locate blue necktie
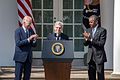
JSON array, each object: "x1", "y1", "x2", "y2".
[{"x1": 26, "y1": 30, "x2": 29, "y2": 38}]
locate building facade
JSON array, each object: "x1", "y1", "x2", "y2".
[{"x1": 0, "y1": 0, "x2": 115, "y2": 71}]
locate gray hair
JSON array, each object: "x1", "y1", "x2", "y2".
[
  {"x1": 22, "y1": 16, "x2": 32, "y2": 24},
  {"x1": 54, "y1": 21, "x2": 63, "y2": 32},
  {"x1": 54, "y1": 21, "x2": 63, "y2": 28},
  {"x1": 89, "y1": 15, "x2": 99, "y2": 22}
]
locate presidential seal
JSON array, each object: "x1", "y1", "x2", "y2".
[{"x1": 52, "y1": 42, "x2": 64, "y2": 56}]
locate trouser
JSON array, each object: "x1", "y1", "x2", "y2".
[
  {"x1": 88, "y1": 60, "x2": 105, "y2": 80},
  {"x1": 14, "y1": 59, "x2": 32, "y2": 80}
]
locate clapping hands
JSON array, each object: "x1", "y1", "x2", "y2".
[
  {"x1": 29, "y1": 34, "x2": 38, "y2": 41},
  {"x1": 83, "y1": 31, "x2": 90, "y2": 41}
]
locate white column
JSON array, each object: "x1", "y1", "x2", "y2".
[{"x1": 113, "y1": 0, "x2": 120, "y2": 74}]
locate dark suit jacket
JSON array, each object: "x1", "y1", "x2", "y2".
[
  {"x1": 47, "y1": 33, "x2": 69, "y2": 40},
  {"x1": 13, "y1": 27, "x2": 36, "y2": 63},
  {"x1": 84, "y1": 26, "x2": 107, "y2": 64}
]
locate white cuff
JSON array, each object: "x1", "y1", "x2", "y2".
[
  {"x1": 27, "y1": 38, "x2": 30, "y2": 42},
  {"x1": 90, "y1": 38, "x2": 93, "y2": 42},
  {"x1": 33, "y1": 40, "x2": 36, "y2": 43}
]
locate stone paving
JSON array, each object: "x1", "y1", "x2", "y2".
[{"x1": 0, "y1": 67, "x2": 120, "y2": 80}]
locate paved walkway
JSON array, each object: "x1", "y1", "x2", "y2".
[{"x1": 0, "y1": 67, "x2": 120, "y2": 80}]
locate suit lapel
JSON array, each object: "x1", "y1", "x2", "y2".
[
  {"x1": 60, "y1": 33, "x2": 63, "y2": 40},
  {"x1": 21, "y1": 27, "x2": 27, "y2": 38},
  {"x1": 93, "y1": 27, "x2": 99, "y2": 38},
  {"x1": 53, "y1": 33, "x2": 56, "y2": 40}
]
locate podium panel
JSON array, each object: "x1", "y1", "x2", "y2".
[
  {"x1": 42, "y1": 40, "x2": 74, "y2": 80},
  {"x1": 43, "y1": 62, "x2": 71, "y2": 80},
  {"x1": 42, "y1": 40, "x2": 74, "y2": 62}
]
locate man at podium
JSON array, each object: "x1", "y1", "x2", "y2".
[
  {"x1": 47, "y1": 21, "x2": 69, "y2": 40},
  {"x1": 43, "y1": 21, "x2": 71, "y2": 80}
]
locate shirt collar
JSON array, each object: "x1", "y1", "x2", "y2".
[
  {"x1": 22, "y1": 25, "x2": 27, "y2": 32},
  {"x1": 93, "y1": 24, "x2": 98, "y2": 31}
]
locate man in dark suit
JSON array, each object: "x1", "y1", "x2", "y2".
[
  {"x1": 13, "y1": 16, "x2": 38, "y2": 80},
  {"x1": 47, "y1": 21, "x2": 68, "y2": 40},
  {"x1": 83, "y1": 15, "x2": 107, "y2": 80}
]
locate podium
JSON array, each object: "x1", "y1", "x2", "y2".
[{"x1": 42, "y1": 40, "x2": 74, "y2": 80}]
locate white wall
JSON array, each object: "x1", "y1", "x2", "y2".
[
  {"x1": 0, "y1": 0, "x2": 18, "y2": 66},
  {"x1": 100, "y1": 0, "x2": 114, "y2": 69}
]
